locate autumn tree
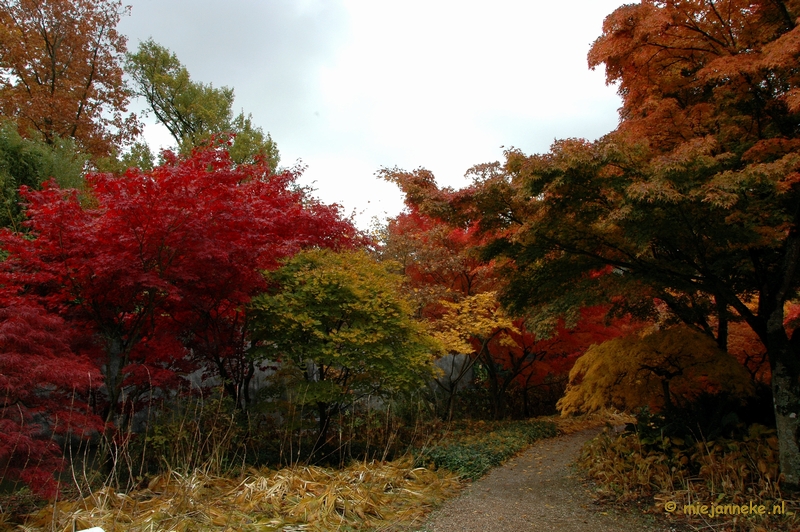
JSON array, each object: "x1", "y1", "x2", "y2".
[
  {"x1": 558, "y1": 326, "x2": 754, "y2": 416},
  {"x1": 379, "y1": 178, "x2": 519, "y2": 418},
  {"x1": 0, "y1": 294, "x2": 103, "y2": 497},
  {"x1": 431, "y1": 292, "x2": 513, "y2": 419},
  {"x1": 0, "y1": 0, "x2": 138, "y2": 158},
  {"x1": 381, "y1": 167, "x2": 634, "y2": 419},
  {"x1": 0, "y1": 144, "x2": 357, "y2": 424},
  {"x1": 250, "y1": 249, "x2": 438, "y2": 445},
  {"x1": 427, "y1": 0, "x2": 800, "y2": 483},
  {"x1": 378, "y1": 170, "x2": 500, "y2": 311},
  {"x1": 126, "y1": 39, "x2": 279, "y2": 168},
  {"x1": 488, "y1": 306, "x2": 637, "y2": 418}
]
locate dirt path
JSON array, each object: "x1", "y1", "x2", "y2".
[{"x1": 416, "y1": 428, "x2": 666, "y2": 532}]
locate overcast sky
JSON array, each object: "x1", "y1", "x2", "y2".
[{"x1": 118, "y1": 0, "x2": 629, "y2": 228}]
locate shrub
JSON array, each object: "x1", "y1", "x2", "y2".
[{"x1": 578, "y1": 419, "x2": 796, "y2": 531}]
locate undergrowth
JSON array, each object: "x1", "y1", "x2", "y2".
[
  {"x1": 579, "y1": 419, "x2": 798, "y2": 531},
  {"x1": 0, "y1": 417, "x2": 558, "y2": 531}
]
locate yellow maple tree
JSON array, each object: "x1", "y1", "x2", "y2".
[{"x1": 558, "y1": 325, "x2": 754, "y2": 415}]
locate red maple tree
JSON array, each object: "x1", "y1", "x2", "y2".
[
  {"x1": 480, "y1": 306, "x2": 637, "y2": 418},
  {"x1": 0, "y1": 293, "x2": 103, "y2": 497},
  {"x1": 0, "y1": 144, "x2": 359, "y2": 433}
]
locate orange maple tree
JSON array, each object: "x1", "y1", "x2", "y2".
[
  {"x1": 0, "y1": 0, "x2": 137, "y2": 158},
  {"x1": 453, "y1": 0, "x2": 800, "y2": 483},
  {"x1": 381, "y1": 168, "x2": 634, "y2": 419},
  {"x1": 588, "y1": 0, "x2": 800, "y2": 154},
  {"x1": 586, "y1": 0, "x2": 800, "y2": 484}
]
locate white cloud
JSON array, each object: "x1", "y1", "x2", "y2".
[{"x1": 119, "y1": 0, "x2": 628, "y2": 228}]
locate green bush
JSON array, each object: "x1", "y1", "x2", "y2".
[{"x1": 415, "y1": 419, "x2": 557, "y2": 479}]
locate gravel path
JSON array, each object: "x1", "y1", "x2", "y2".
[{"x1": 417, "y1": 428, "x2": 666, "y2": 532}]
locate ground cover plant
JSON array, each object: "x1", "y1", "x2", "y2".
[{"x1": 414, "y1": 419, "x2": 557, "y2": 480}]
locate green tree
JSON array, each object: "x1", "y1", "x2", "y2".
[
  {"x1": 249, "y1": 249, "x2": 438, "y2": 445},
  {"x1": 125, "y1": 39, "x2": 279, "y2": 168},
  {"x1": 93, "y1": 139, "x2": 156, "y2": 174},
  {"x1": 0, "y1": 119, "x2": 87, "y2": 230}
]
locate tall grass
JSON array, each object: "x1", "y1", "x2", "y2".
[{"x1": 1, "y1": 383, "x2": 562, "y2": 531}]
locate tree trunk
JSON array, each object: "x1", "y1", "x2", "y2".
[
  {"x1": 522, "y1": 385, "x2": 530, "y2": 418},
  {"x1": 738, "y1": 274, "x2": 800, "y2": 487},
  {"x1": 733, "y1": 315, "x2": 800, "y2": 486},
  {"x1": 314, "y1": 401, "x2": 331, "y2": 455},
  {"x1": 103, "y1": 338, "x2": 128, "y2": 427},
  {"x1": 715, "y1": 296, "x2": 728, "y2": 352},
  {"x1": 765, "y1": 304, "x2": 800, "y2": 486},
  {"x1": 720, "y1": 224, "x2": 800, "y2": 486},
  {"x1": 772, "y1": 356, "x2": 800, "y2": 486},
  {"x1": 241, "y1": 359, "x2": 255, "y2": 409},
  {"x1": 661, "y1": 378, "x2": 673, "y2": 412},
  {"x1": 485, "y1": 365, "x2": 509, "y2": 420},
  {"x1": 483, "y1": 362, "x2": 501, "y2": 419}
]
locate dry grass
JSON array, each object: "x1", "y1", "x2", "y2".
[
  {"x1": 1, "y1": 416, "x2": 564, "y2": 531},
  {"x1": 13, "y1": 459, "x2": 463, "y2": 532},
  {"x1": 578, "y1": 424, "x2": 799, "y2": 531}
]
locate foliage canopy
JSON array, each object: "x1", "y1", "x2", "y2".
[
  {"x1": 558, "y1": 326, "x2": 754, "y2": 415},
  {"x1": 126, "y1": 39, "x2": 279, "y2": 168},
  {"x1": 250, "y1": 249, "x2": 438, "y2": 438},
  {"x1": 0, "y1": 0, "x2": 138, "y2": 157},
  {"x1": 0, "y1": 119, "x2": 87, "y2": 230},
  {"x1": 0, "y1": 145, "x2": 357, "y2": 433},
  {"x1": 385, "y1": 0, "x2": 800, "y2": 484}
]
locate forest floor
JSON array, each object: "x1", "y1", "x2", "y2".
[{"x1": 415, "y1": 427, "x2": 677, "y2": 532}]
